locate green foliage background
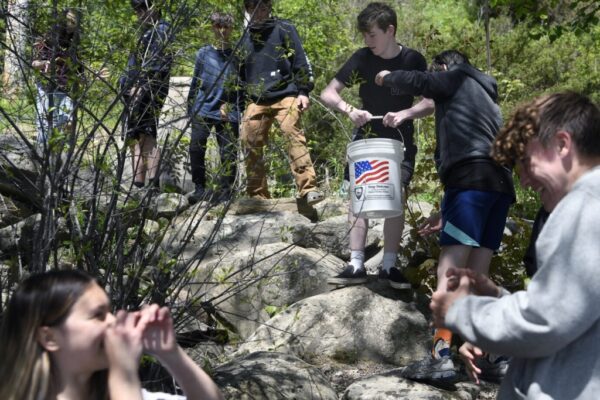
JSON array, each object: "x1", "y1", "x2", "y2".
[{"x1": 2, "y1": 0, "x2": 599, "y2": 291}]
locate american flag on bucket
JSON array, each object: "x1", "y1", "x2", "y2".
[{"x1": 354, "y1": 160, "x2": 389, "y2": 184}]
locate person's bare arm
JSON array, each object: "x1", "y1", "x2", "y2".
[
  {"x1": 383, "y1": 97, "x2": 434, "y2": 128},
  {"x1": 320, "y1": 78, "x2": 372, "y2": 127},
  {"x1": 105, "y1": 310, "x2": 144, "y2": 400},
  {"x1": 141, "y1": 305, "x2": 223, "y2": 400}
]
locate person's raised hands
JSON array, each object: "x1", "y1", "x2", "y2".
[
  {"x1": 105, "y1": 310, "x2": 145, "y2": 400},
  {"x1": 105, "y1": 310, "x2": 145, "y2": 373},
  {"x1": 140, "y1": 304, "x2": 177, "y2": 361}
]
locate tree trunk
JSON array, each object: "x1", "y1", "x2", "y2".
[
  {"x1": 483, "y1": 1, "x2": 492, "y2": 72},
  {"x1": 2, "y1": 0, "x2": 29, "y2": 95}
]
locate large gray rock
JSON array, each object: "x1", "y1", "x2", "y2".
[
  {"x1": 0, "y1": 213, "x2": 40, "y2": 254},
  {"x1": 152, "y1": 192, "x2": 189, "y2": 218},
  {"x1": 213, "y1": 351, "x2": 337, "y2": 400},
  {"x1": 0, "y1": 193, "x2": 27, "y2": 228},
  {"x1": 194, "y1": 243, "x2": 341, "y2": 338},
  {"x1": 292, "y1": 214, "x2": 383, "y2": 260},
  {"x1": 237, "y1": 283, "x2": 430, "y2": 366},
  {"x1": 162, "y1": 205, "x2": 317, "y2": 263},
  {"x1": 157, "y1": 77, "x2": 194, "y2": 194},
  {"x1": 342, "y1": 369, "x2": 480, "y2": 400},
  {"x1": 0, "y1": 135, "x2": 39, "y2": 207}
]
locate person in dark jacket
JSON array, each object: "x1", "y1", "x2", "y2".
[
  {"x1": 121, "y1": 0, "x2": 173, "y2": 189},
  {"x1": 32, "y1": 8, "x2": 82, "y2": 145},
  {"x1": 375, "y1": 50, "x2": 515, "y2": 381},
  {"x1": 187, "y1": 12, "x2": 242, "y2": 204},
  {"x1": 239, "y1": 0, "x2": 323, "y2": 205}
]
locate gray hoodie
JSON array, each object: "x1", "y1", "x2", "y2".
[{"x1": 446, "y1": 166, "x2": 600, "y2": 399}]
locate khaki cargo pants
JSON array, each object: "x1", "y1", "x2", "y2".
[{"x1": 240, "y1": 96, "x2": 318, "y2": 199}]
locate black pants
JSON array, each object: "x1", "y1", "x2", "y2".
[{"x1": 189, "y1": 118, "x2": 238, "y2": 189}]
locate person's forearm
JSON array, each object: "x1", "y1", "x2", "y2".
[
  {"x1": 405, "y1": 98, "x2": 434, "y2": 119},
  {"x1": 382, "y1": 70, "x2": 427, "y2": 97},
  {"x1": 109, "y1": 368, "x2": 143, "y2": 400},
  {"x1": 320, "y1": 87, "x2": 353, "y2": 115},
  {"x1": 158, "y1": 346, "x2": 223, "y2": 400}
]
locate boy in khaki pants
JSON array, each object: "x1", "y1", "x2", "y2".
[{"x1": 240, "y1": 0, "x2": 323, "y2": 205}]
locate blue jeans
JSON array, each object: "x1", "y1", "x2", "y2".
[{"x1": 35, "y1": 83, "x2": 74, "y2": 144}]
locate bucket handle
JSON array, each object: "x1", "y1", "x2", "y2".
[{"x1": 395, "y1": 128, "x2": 406, "y2": 153}]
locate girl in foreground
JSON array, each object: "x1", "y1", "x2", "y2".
[{"x1": 0, "y1": 269, "x2": 223, "y2": 400}]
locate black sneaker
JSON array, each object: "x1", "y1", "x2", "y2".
[
  {"x1": 379, "y1": 267, "x2": 411, "y2": 290},
  {"x1": 328, "y1": 264, "x2": 367, "y2": 285},
  {"x1": 476, "y1": 353, "x2": 510, "y2": 383},
  {"x1": 214, "y1": 188, "x2": 234, "y2": 204},
  {"x1": 188, "y1": 186, "x2": 211, "y2": 205},
  {"x1": 401, "y1": 356, "x2": 457, "y2": 382}
]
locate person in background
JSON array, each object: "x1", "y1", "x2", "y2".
[
  {"x1": 187, "y1": 11, "x2": 242, "y2": 204},
  {"x1": 32, "y1": 8, "x2": 82, "y2": 146},
  {"x1": 321, "y1": 1, "x2": 434, "y2": 288},
  {"x1": 239, "y1": 0, "x2": 324, "y2": 206},
  {"x1": 121, "y1": 0, "x2": 173, "y2": 190}
]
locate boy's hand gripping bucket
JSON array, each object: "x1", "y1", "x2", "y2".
[{"x1": 347, "y1": 138, "x2": 404, "y2": 219}]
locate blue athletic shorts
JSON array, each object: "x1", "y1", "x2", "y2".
[{"x1": 440, "y1": 188, "x2": 512, "y2": 250}]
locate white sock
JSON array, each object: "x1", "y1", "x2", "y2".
[
  {"x1": 382, "y1": 252, "x2": 397, "y2": 272},
  {"x1": 349, "y1": 250, "x2": 365, "y2": 272}
]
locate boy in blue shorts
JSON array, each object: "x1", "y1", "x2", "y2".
[{"x1": 375, "y1": 50, "x2": 515, "y2": 381}]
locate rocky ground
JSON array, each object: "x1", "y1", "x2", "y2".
[{"x1": 0, "y1": 77, "x2": 504, "y2": 398}]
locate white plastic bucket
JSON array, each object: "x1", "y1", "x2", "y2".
[{"x1": 347, "y1": 138, "x2": 404, "y2": 219}]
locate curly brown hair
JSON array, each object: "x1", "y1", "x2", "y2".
[
  {"x1": 492, "y1": 92, "x2": 600, "y2": 166},
  {"x1": 492, "y1": 96, "x2": 546, "y2": 166}
]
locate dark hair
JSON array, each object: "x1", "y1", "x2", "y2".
[
  {"x1": 492, "y1": 92, "x2": 600, "y2": 165},
  {"x1": 244, "y1": 0, "x2": 272, "y2": 11},
  {"x1": 48, "y1": 8, "x2": 80, "y2": 50},
  {"x1": 357, "y1": 2, "x2": 397, "y2": 35},
  {"x1": 0, "y1": 269, "x2": 107, "y2": 400},
  {"x1": 131, "y1": 0, "x2": 153, "y2": 12},
  {"x1": 430, "y1": 50, "x2": 470, "y2": 72},
  {"x1": 210, "y1": 12, "x2": 234, "y2": 27}
]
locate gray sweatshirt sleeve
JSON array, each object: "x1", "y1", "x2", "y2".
[{"x1": 445, "y1": 181, "x2": 600, "y2": 358}]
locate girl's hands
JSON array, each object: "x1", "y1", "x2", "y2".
[
  {"x1": 140, "y1": 304, "x2": 178, "y2": 360},
  {"x1": 104, "y1": 310, "x2": 146, "y2": 374}
]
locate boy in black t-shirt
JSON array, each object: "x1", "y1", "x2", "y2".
[{"x1": 320, "y1": 2, "x2": 434, "y2": 288}]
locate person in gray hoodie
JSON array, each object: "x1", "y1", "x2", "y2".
[
  {"x1": 431, "y1": 91, "x2": 600, "y2": 399},
  {"x1": 375, "y1": 50, "x2": 515, "y2": 381}
]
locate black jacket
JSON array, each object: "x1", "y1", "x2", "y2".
[
  {"x1": 121, "y1": 20, "x2": 173, "y2": 96},
  {"x1": 240, "y1": 18, "x2": 314, "y2": 103},
  {"x1": 383, "y1": 64, "x2": 503, "y2": 184}
]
